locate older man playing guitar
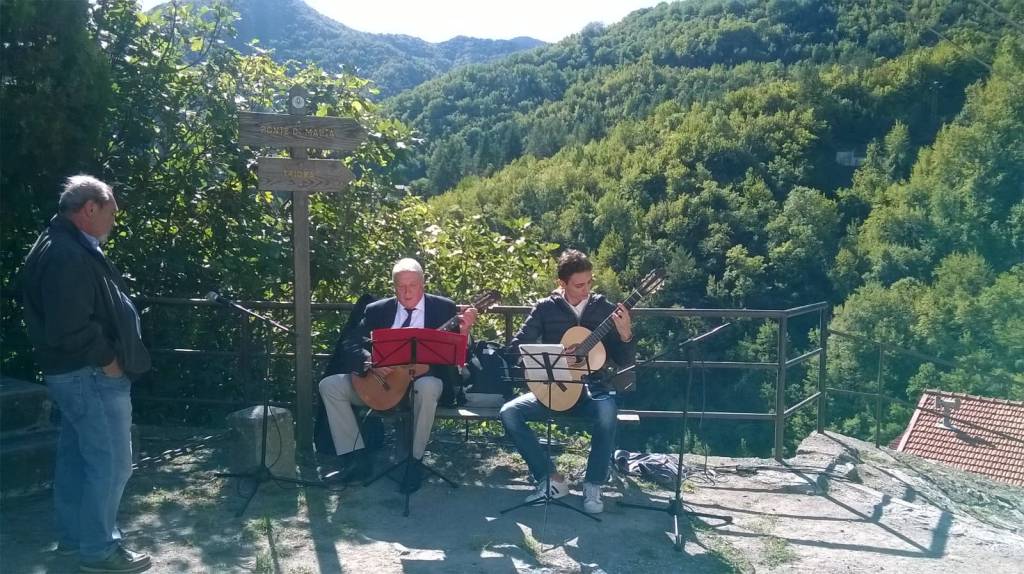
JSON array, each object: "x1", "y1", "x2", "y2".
[{"x1": 318, "y1": 258, "x2": 477, "y2": 493}]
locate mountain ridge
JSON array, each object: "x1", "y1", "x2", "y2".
[{"x1": 150, "y1": 0, "x2": 546, "y2": 96}]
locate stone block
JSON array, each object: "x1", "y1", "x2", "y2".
[
  {"x1": 0, "y1": 428, "x2": 58, "y2": 500},
  {"x1": 0, "y1": 377, "x2": 51, "y2": 433},
  {"x1": 226, "y1": 406, "x2": 296, "y2": 478}
]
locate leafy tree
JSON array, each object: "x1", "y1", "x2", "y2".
[{"x1": 0, "y1": 1, "x2": 556, "y2": 424}]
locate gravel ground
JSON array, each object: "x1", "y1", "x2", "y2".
[{"x1": 3, "y1": 427, "x2": 1023, "y2": 573}]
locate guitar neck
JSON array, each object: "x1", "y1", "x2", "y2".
[
  {"x1": 436, "y1": 294, "x2": 496, "y2": 333},
  {"x1": 577, "y1": 290, "x2": 644, "y2": 354},
  {"x1": 437, "y1": 314, "x2": 460, "y2": 333}
]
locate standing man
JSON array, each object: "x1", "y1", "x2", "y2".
[
  {"x1": 21, "y1": 175, "x2": 152, "y2": 573},
  {"x1": 500, "y1": 249, "x2": 635, "y2": 514},
  {"x1": 318, "y1": 258, "x2": 476, "y2": 493}
]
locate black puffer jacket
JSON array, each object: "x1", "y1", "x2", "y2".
[
  {"x1": 508, "y1": 292, "x2": 636, "y2": 391},
  {"x1": 21, "y1": 215, "x2": 150, "y2": 377}
]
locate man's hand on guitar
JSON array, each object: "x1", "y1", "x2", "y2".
[
  {"x1": 563, "y1": 343, "x2": 586, "y2": 366},
  {"x1": 458, "y1": 306, "x2": 478, "y2": 332},
  {"x1": 610, "y1": 303, "x2": 633, "y2": 342},
  {"x1": 361, "y1": 360, "x2": 393, "y2": 378}
]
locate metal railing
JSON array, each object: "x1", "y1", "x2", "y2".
[
  {"x1": 8, "y1": 293, "x2": 1013, "y2": 458},
  {"x1": 821, "y1": 328, "x2": 1019, "y2": 448},
  {"x1": 133, "y1": 297, "x2": 831, "y2": 459}
]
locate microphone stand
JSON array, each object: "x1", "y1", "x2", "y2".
[
  {"x1": 615, "y1": 322, "x2": 733, "y2": 550},
  {"x1": 210, "y1": 293, "x2": 324, "y2": 517}
]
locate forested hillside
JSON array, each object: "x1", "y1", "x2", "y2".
[
  {"x1": 393, "y1": 0, "x2": 1023, "y2": 452},
  {"x1": 154, "y1": 0, "x2": 545, "y2": 97}
]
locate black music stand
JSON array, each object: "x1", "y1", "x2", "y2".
[
  {"x1": 616, "y1": 323, "x2": 733, "y2": 550},
  {"x1": 499, "y1": 348, "x2": 600, "y2": 523},
  {"x1": 362, "y1": 328, "x2": 464, "y2": 517},
  {"x1": 212, "y1": 299, "x2": 324, "y2": 518}
]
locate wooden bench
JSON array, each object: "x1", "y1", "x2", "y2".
[
  {"x1": 436, "y1": 405, "x2": 640, "y2": 423},
  {"x1": 435, "y1": 405, "x2": 641, "y2": 441}
]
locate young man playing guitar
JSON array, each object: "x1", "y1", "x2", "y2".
[
  {"x1": 318, "y1": 258, "x2": 476, "y2": 493},
  {"x1": 500, "y1": 249, "x2": 635, "y2": 514}
]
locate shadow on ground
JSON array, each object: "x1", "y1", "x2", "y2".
[{"x1": 3, "y1": 429, "x2": 1023, "y2": 573}]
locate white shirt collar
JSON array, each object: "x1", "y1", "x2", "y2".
[
  {"x1": 79, "y1": 230, "x2": 103, "y2": 255},
  {"x1": 556, "y1": 289, "x2": 588, "y2": 318},
  {"x1": 569, "y1": 296, "x2": 588, "y2": 319},
  {"x1": 393, "y1": 295, "x2": 426, "y2": 328}
]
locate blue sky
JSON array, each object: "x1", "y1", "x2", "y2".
[{"x1": 139, "y1": 0, "x2": 664, "y2": 43}]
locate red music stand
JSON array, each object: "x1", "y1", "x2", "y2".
[
  {"x1": 370, "y1": 327, "x2": 467, "y2": 369},
  {"x1": 363, "y1": 328, "x2": 466, "y2": 516}
]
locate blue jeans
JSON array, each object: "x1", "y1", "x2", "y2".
[
  {"x1": 45, "y1": 366, "x2": 133, "y2": 561},
  {"x1": 499, "y1": 389, "x2": 617, "y2": 484}
]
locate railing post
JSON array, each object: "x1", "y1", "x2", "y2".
[
  {"x1": 504, "y1": 309, "x2": 514, "y2": 345},
  {"x1": 237, "y1": 314, "x2": 254, "y2": 402},
  {"x1": 775, "y1": 316, "x2": 788, "y2": 461},
  {"x1": 875, "y1": 344, "x2": 884, "y2": 448},
  {"x1": 817, "y1": 308, "x2": 828, "y2": 434}
]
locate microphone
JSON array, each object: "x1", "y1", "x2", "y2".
[
  {"x1": 203, "y1": 290, "x2": 293, "y2": 334},
  {"x1": 205, "y1": 291, "x2": 228, "y2": 305}
]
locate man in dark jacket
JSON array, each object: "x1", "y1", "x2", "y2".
[
  {"x1": 500, "y1": 249, "x2": 635, "y2": 514},
  {"x1": 318, "y1": 258, "x2": 476, "y2": 492},
  {"x1": 21, "y1": 175, "x2": 151, "y2": 572}
]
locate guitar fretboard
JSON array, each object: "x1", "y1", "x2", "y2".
[
  {"x1": 575, "y1": 288, "x2": 645, "y2": 357},
  {"x1": 437, "y1": 292, "x2": 498, "y2": 332}
]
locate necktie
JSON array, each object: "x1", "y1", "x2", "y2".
[{"x1": 400, "y1": 307, "x2": 414, "y2": 328}]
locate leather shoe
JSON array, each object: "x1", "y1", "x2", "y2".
[
  {"x1": 79, "y1": 545, "x2": 151, "y2": 573},
  {"x1": 326, "y1": 450, "x2": 373, "y2": 484},
  {"x1": 56, "y1": 542, "x2": 77, "y2": 556}
]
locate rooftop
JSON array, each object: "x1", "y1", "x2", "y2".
[{"x1": 895, "y1": 390, "x2": 1024, "y2": 487}]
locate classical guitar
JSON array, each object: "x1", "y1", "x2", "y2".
[
  {"x1": 527, "y1": 269, "x2": 666, "y2": 411},
  {"x1": 352, "y1": 291, "x2": 500, "y2": 411}
]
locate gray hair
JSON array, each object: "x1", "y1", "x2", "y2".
[
  {"x1": 391, "y1": 258, "x2": 424, "y2": 282},
  {"x1": 58, "y1": 175, "x2": 114, "y2": 215}
]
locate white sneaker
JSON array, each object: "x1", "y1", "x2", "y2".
[
  {"x1": 525, "y1": 476, "x2": 569, "y2": 503},
  {"x1": 582, "y1": 482, "x2": 604, "y2": 514}
]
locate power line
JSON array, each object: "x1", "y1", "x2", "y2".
[
  {"x1": 892, "y1": 3, "x2": 993, "y2": 72},
  {"x1": 971, "y1": 0, "x2": 1024, "y2": 37}
]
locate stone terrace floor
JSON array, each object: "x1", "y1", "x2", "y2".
[{"x1": 3, "y1": 427, "x2": 1024, "y2": 573}]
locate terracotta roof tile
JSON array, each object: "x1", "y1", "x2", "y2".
[{"x1": 895, "y1": 390, "x2": 1024, "y2": 486}]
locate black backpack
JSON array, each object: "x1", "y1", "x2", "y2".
[{"x1": 465, "y1": 341, "x2": 515, "y2": 399}]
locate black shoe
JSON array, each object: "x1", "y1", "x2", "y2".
[
  {"x1": 56, "y1": 542, "x2": 77, "y2": 556},
  {"x1": 399, "y1": 460, "x2": 423, "y2": 494},
  {"x1": 327, "y1": 450, "x2": 373, "y2": 484},
  {"x1": 79, "y1": 545, "x2": 151, "y2": 573}
]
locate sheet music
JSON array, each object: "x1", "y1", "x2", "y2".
[{"x1": 519, "y1": 343, "x2": 573, "y2": 383}]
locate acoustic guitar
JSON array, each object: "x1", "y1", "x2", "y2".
[
  {"x1": 352, "y1": 291, "x2": 500, "y2": 411},
  {"x1": 527, "y1": 269, "x2": 666, "y2": 411}
]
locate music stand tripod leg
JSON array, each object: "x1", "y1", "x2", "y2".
[
  {"x1": 497, "y1": 412, "x2": 602, "y2": 522},
  {"x1": 500, "y1": 351, "x2": 600, "y2": 522},
  {"x1": 363, "y1": 379, "x2": 457, "y2": 517}
]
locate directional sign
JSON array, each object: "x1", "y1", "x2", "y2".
[
  {"x1": 237, "y1": 84, "x2": 369, "y2": 453},
  {"x1": 239, "y1": 111, "x2": 366, "y2": 151},
  {"x1": 257, "y1": 157, "x2": 353, "y2": 193}
]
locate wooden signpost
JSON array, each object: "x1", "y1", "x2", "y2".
[{"x1": 238, "y1": 86, "x2": 366, "y2": 452}]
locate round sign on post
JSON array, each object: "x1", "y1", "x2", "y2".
[{"x1": 287, "y1": 85, "x2": 309, "y2": 116}]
